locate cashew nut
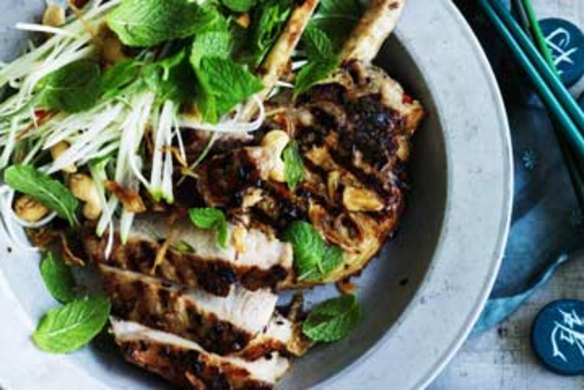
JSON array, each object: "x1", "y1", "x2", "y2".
[
  {"x1": 260, "y1": 130, "x2": 290, "y2": 183},
  {"x1": 235, "y1": 13, "x2": 250, "y2": 28},
  {"x1": 241, "y1": 188, "x2": 263, "y2": 209},
  {"x1": 232, "y1": 225, "x2": 248, "y2": 254},
  {"x1": 97, "y1": 25, "x2": 127, "y2": 65},
  {"x1": 50, "y1": 141, "x2": 77, "y2": 173},
  {"x1": 14, "y1": 195, "x2": 50, "y2": 222},
  {"x1": 327, "y1": 171, "x2": 340, "y2": 201},
  {"x1": 69, "y1": 173, "x2": 102, "y2": 220},
  {"x1": 342, "y1": 186, "x2": 384, "y2": 212},
  {"x1": 42, "y1": 4, "x2": 66, "y2": 28}
]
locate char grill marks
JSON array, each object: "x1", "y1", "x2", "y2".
[
  {"x1": 111, "y1": 320, "x2": 290, "y2": 390},
  {"x1": 85, "y1": 216, "x2": 293, "y2": 296},
  {"x1": 100, "y1": 265, "x2": 278, "y2": 355},
  {"x1": 194, "y1": 61, "x2": 421, "y2": 274}
]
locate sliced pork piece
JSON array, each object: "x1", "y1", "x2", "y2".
[
  {"x1": 111, "y1": 319, "x2": 290, "y2": 390},
  {"x1": 237, "y1": 311, "x2": 312, "y2": 361},
  {"x1": 100, "y1": 265, "x2": 278, "y2": 355},
  {"x1": 340, "y1": 0, "x2": 405, "y2": 64},
  {"x1": 85, "y1": 214, "x2": 293, "y2": 296}
]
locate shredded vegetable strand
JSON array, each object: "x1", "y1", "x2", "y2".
[
  {"x1": 15, "y1": 23, "x2": 80, "y2": 38},
  {"x1": 179, "y1": 95, "x2": 266, "y2": 133}
]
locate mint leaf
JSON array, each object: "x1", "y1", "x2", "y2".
[
  {"x1": 312, "y1": 0, "x2": 365, "y2": 51},
  {"x1": 101, "y1": 59, "x2": 142, "y2": 99},
  {"x1": 40, "y1": 252, "x2": 76, "y2": 304},
  {"x1": 190, "y1": 25, "x2": 235, "y2": 123},
  {"x1": 189, "y1": 207, "x2": 224, "y2": 229},
  {"x1": 222, "y1": 0, "x2": 257, "y2": 13},
  {"x1": 299, "y1": 244, "x2": 344, "y2": 281},
  {"x1": 144, "y1": 50, "x2": 198, "y2": 104},
  {"x1": 282, "y1": 221, "x2": 325, "y2": 280},
  {"x1": 188, "y1": 207, "x2": 229, "y2": 248},
  {"x1": 283, "y1": 141, "x2": 305, "y2": 189},
  {"x1": 217, "y1": 222, "x2": 229, "y2": 249},
  {"x1": 283, "y1": 221, "x2": 345, "y2": 281},
  {"x1": 197, "y1": 57, "x2": 263, "y2": 117},
  {"x1": 32, "y1": 296, "x2": 111, "y2": 353},
  {"x1": 302, "y1": 24, "x2": 334, "y2": 60},
  {"x1": 107, "y1": 0, "x2": 221, "y2": 47},
  {"x1": 249, "y1": 0, "x2": 293, "y2": 65},
  {"x1": 37, "y1": 60, "x2": 102, "y2": 113},
  {"x1": 319, "y1": 0, "x2": 364, "y2": 16},
  {"x1": 4, "y1": 165, "x2": 79, "y2": 225},
  {"x1": 302, "y1": 294, "x2": 362, "y2": 342},
  {"x1": 194, "y1": 76, "x2": 219, "y2": 124},
  {"x1": 190, "y1": 30, "x2": 232, "y2": 67},
  {"x1": 295, "y1": 0, "x2": 362, "y2": 97},
  {"x1": 294, "y1": 57, "x2": 339, "y2": 98},
  {"x1": 320, "y1": 245, "x2": 344, "y2": 275}
]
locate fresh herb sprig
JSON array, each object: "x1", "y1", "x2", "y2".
[
  {"x1": 283, "y1": 141, "x2": 305, "y2": 189},
  {"x1": 37, "y1": 60, "x2": 103, "y2": 113},
  {"x1": 294, "y1": 0, "x2": 365, "y2": 96},
  {"x1": 40, "y1": 252, "x2": 77, "y2": 304},
  {"x1": 189, "y1": 207, "x2": 229, "y2": 249},
  {"x1": 34, "y1": 252, "x2": 111, "y2": 354},
  {"x1": 4, "y1": 165, "x2": 79, "y2": 226},
  {"x1": 32, "y1": 296, "x2": 111, "y2": 354},
  {"x1": 303, "y1": 294, "x2": 363, "y2": 342},
  {"x1": 282, "y1": 221, "x2": 344, "y2": 281},
  {"x1": 107, "y1": 0, "x2": 222, "y2": 47}
]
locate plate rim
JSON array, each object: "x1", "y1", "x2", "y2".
[{"x1": 0, "y1": 0, "x2": 513, "y2": 389}]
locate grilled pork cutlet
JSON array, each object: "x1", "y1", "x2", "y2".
[
  {"x1": 100, "y1": 265, "x2": 278, "y2": 355},
  {"x1": 111, "y1": 319, "x2": 290, "y2": 390},
  {"x1": 194, "y1": 60, "x2": 423, "y2": 287},
  {"x1": 85, "y1": 215, "x2": 293, "y2": 296}
]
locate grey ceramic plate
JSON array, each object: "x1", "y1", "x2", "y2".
[{"x1": 0, "y1": 0, "x2": 513, "y2": 389}]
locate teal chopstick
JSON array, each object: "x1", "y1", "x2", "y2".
[
  {"x1": 479, "y1": 0, "x2": 584, "y2": 159},
  {"x1": 520, "y1": 0, "x2": 557, "y2": 70},
  {"x1": 490, "y1": 0, "x2": 584, "y2": 209},
  {"x1": 511, "y1": 0, "x2": 534, "y2": 40},
  {"x1": 487, "y1": 0, "x2": 584, "y2": 132}
]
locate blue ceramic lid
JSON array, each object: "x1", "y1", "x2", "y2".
[
  {"x1": 531, "y1": 299, "x2": 584, "y2": 375},
  {"x1": 540, "y1": 18, "x2": 584, "y2": 88}
]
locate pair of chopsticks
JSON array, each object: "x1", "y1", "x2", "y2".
[{"x1": 479, "y1": 0, "x2": 584, "y2": 210}]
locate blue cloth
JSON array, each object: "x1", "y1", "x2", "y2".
[{"x1": 453, "y1": 1, "x2": 584, "y2": 334}]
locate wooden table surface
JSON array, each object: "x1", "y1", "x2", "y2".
[{"x1": 431, "y1": 254, "x2": 584, "y2": 389}]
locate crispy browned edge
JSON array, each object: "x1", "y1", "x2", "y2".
[
  {"x1": 115, "y1": 332, "x2": 277, "y2": 389},
  {"x1": 340, "y1": 0, "x2": 406, "y2": 64},
  {"x1": 100, "y1": 265, "x2": 256, "y2": 355}
]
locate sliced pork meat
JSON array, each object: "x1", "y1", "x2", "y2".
[
  {"x1": 100, "y1": 265, "x2": 278, "y2": 355},
  {"x1": 111, "y1": 319, "x2": 290, "y2": 390},
  {"x1": 85, "y1": 215, "x2": 293, "y2": 296},
  {"x1": 237, "y1": 311, "x2": 312, "y2": 361}
]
